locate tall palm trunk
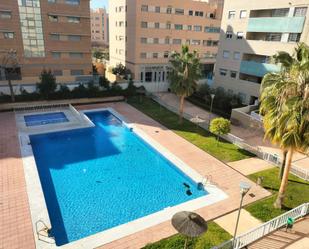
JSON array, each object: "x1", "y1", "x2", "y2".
[
  {"x1": 274, "y1": 148, "x2": 294, "y2": 209},
  {"x1": 279, "y1": 150, "x2": 288, "y2": 179},
  {"x1": 7, "y1": 72, "x2": 15, "y2": 102},
  {"x1": 179, "y1": 95, "x2": 185, "y2": 124}
]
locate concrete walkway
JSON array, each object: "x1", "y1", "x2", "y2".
[
  {"x1": 228, "y1": 158, "x2": 275, "y2": 176},
  {"x1": 155, "y1": 93, "x2": 309, "y2": 173}
]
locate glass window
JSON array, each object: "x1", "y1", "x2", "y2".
[
  {"x1": 294, "y1": 7, "x2": 307, "y2": 17},
  {"x1": 173, "y1": 39, "x2": 181, "y2": 44},
  {"x1": 165, "y1": 37, "x2": 170, "y2": 44},
  {"x1": 164, "y1": 51, "x2": 169, "y2": 58},
  {"x1": 272, "y1": 8, "x2": 289, "y2": 17},
  {"x1": 141, "y1": 37, "x2": 147, "y2": 43},
  {"x1": 288, "y1": 33, "x2": 301, "y2": 42},
  {"x1": 53, "y1": 70, "x2": 62, "y2": 76},
  {"x1": 223, "y1": 50, "x2": 230, "y2": 58},
  {"x1": 237, "y1": 32, "x2": 244, "y2": 39},
  {"x1": 230, "y1": 71, "x2": 237, "y2": 78},
  {"x1": 228, "y1": 11, "x2": 236, "y2": 19},
  {"x1": 213, "y1": 41, "x2": 219, "y2": 46},
  {"x1": 167, "y1": 7, "x2": 172, "y2": 14},
  {"x1": 155, "y1": 6, "x2": 160, "y2": 13},
  {"x1": 166, "y1": 22, "x2": 171, "y2": 29},
  {"x1": 65, "y1": 0, "x2": 80, "y2": 5},
  {"x1": 0, "y1": 11, "x2": 12, "y2": 19},
  {"x1": 175, "y1": 24, "x2": 183, "y2": 30},
  {"x1": 50, "y1": 34, "x2": 60, "y2": 40},
  {"x1": 265, "y1": 33, "x2": 281, "y2": 41},
  {"x1": 71, "y1": 69, "x2": 83, "y2": 75},
  {"x1": 48, "y1": 15, "x2": 58, "y2": 22},
  {"x1": 155, "y1": 22, "x2": 160, "y2": 29},
  {"x1": 219, "y1": 69, "x2": 227, "y2": 76},
  {"x1": 153, "y1": 53, "x2": 158, "y2": 58},
  {"x1": 194, "y1": 25, "x2": 202, "y2": 32},
  {"x1": 153, "y1": 38, "x2": 159, "y2": 44},
  {"x1": 48, "y1": 0, "x2": 56, "y2": 3},
  {"x1": 192, "y1": 40, "x2": 200, "y2": 45},
  {"x1": 3, "y1": 32, "x2": 14, "y2": 39},
  {"x1": 240, "y1": 10, "x2": 247, "y2": 18},
  {"x1": 141, "y1": 22, "x2": 147, "y2": 28},
  {"x1": 141, "y1": 5, "x2": 148, "y2": 12},
  {"x1": 233, "y1": 52, "x2": 241, "y2": 60},
  {"x1": 189, "y1": 10, "x2": 193, "y2": 16},
  {"x1": 69, "y1": 52, "x2": 83, "y2": 58},
  {"x1": 175, "y1": 9, "x2": 184, "y2": 15},
  {"x1": 145, "y1": 72, "x2": 152, "y2": 82},
  {"x1": 140, "y1": 53, "x2": 146, "y2": 58},
  {"x1": 67, "y1": 16, "x2": 80, "y2": 23},
  {"x1": 68, "y1": 35, "x2": 81, "y2": 41},
  {"x1": 226, "y1": 31, "x2": 233, "y2": 39},
  {"x1": 52, "y1": 52, "x2": 61, "y2": 58}
]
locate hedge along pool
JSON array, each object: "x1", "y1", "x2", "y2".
[{"x1": 29, "y1": 110, "x2": 208, "y2": 246}]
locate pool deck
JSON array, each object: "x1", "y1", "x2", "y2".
[{"x1": 0, "y1": 102, "x2": 270, "y2": 249}]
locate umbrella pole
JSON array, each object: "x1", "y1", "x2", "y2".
[{"x1": 184, "y1": 237, "x2": 188, "y2": 249}]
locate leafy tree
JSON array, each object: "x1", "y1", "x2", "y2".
[
  {"x1": 209, "y1": 118, "x2": 231, "y2": 143},
  {"x1": 0, "y1": 49, "x2": 19, "y2": 102},
  {"x1": 260, "y1": 43, "x2": 309, "y2": 208},
  {"x1": 169, "y1": 45, "x2": 202, "y2": 123},
  {"x1": 37, "y1": 69, "x2": 57, "y2": 99}
]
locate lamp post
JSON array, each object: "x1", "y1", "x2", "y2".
[
  {"x1": 208, "y1": 93, "x2": 215, "y2": 126},
  {"x1": 233, "y1": 181, "x2": 251, "y2": 247}
]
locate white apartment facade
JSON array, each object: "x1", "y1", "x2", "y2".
[
  {"x1": 91, "y1": 8, "x2": 109, "y2": 46},
  {"x1": 213, "y1": 0, "x2": 309, "y2": 104},
  {"x1": 109, "y1": 0, "x2": 223, "y2": 84}
]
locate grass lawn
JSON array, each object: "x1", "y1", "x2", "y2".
[
  {"x1": 142, "y1": 222, "x2": 231, "y2": 249},
  {"x1": 128, "y1": 96, "x2": 253, "y2": 163},
  {"x1": 246, "y1": 167, "x2": 309, "y2": 222}
]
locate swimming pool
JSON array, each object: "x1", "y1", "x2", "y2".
[
  {"x1": 24, "y1": 112, "x2": 68, "y2": 127},
  {"x1": 29, "y1": 110, "x2": 208, "y2": 246}
]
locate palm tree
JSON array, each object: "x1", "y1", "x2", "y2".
[
  {"x1": 260, "y1": 43, "x2": 309, "y2": 208},
  {"x1": 169, "y1": 45, "x2": 202, "y2": 123},
  {"x1": 0, "y1": 49, "x2": 18, "y2": 102}
]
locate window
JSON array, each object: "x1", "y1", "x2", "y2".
[
  {"x1": 187, "y1": 25, "x2": 192, "y2": 31},
  {"x1": 141, "y1": 5, "x2": 148, "y2": 12},
  {"x1": 167, "y1": 7, "x2": 172, "y2": 14},
  {"x1": 265, "y1": 33, "x2": 281, "y2": 41},
  {"x1": 294, "y1": 7, "x2": 307, "y2": 17},
  {"x1": 219, "y1": 69, "x2": 227, "y2": 76},
  {"x1": 166, "y1": 22, "x2": 171, "y2": 29},
  {"x1": 65, "y1": 0, "x2": 80, "y2": 5},
  {"x1": 175, "y1": 24, "x2": 183, "y2": 30},
  {"x1": 189, "y1": 10, "x2": 193, "y2": 16},
  {"x1": 155, "y1": 22, "x2": 160, "y2": 29},
  {"x1": 203, "y1": 40, "x2": 211, "y2": 46},
  {"x1": 153, "y1": 38, "x2": 159, "y2": 44},
  {"x1": 272, "y1": 8, "x2": 289, "y2": 17},
  {"x1": 165, "y1": 37, "x2": 170, "y2": 44},
  {"x1": 213, "y1": 41, "x2": 219, "y2": 46},
  {"x1": 205, "y1": 26, "x2": 220, "y2": 33},
  {"x1": 50, "y1": 34, "x2": 60, "y2": 40},
  {"x1": 228, "y1": 11, "x2": 236, "y2": 19},
  {"x1": 53, "y1": 70, "x2": 63, "y2": 76},
  {"x1": 186, "y1": 39, "x2": 191, "y2": 45},
  {"x1": 175, "y1": 9, "x2": 184, "y2": 15},
  {"x1": 69, "y1": 52, "x2": 83, "y2": 58},
  {"x1": 52, "y1": 52, "x2": 61, "y2": 58},
  {"x1": 49, "y1": 15, "x2": 58, "y2": 22},
  {"x1": 194, "y1": 25, "x2": 202, "y2": 32},
  {"x1": 153, "y1": 53, "x2": 158, "y2": 59},
  {"x1": 141, "y1": 37, "x2": 147, "y2": 43},
  {"x1": 288, "y1": 33, "x2": 301, "y2": 42},
  {"x1": 226, "y1": 31, "x2": 233, "y2": 39},
  {"x1": 48, "y1": 0, "x2": 56, "y2": 3},
  {"x1": 192, "y1": 40, "x2": 200, "y2": 45},
  {"x1": 0, "y1": 11, "x2": 12, "y2": 19},
  {"x1": 233, "y1": 52, "x2": 241, "y2": 60},
  {"x1": 3, "y1": 32, "x2": 14, "y2": 39},
  {"x1": 67, "y1": 16, "x2": 80, "y2": 23},
  {"x1": 230, "y1": 71, "x2": 237, "y2": 78},
  {"x1": 164, "y1": 51, "x2": 169, "y2": 58},
  {"x1": 68, "y1": 35, "x2": 81, "y2": 41},
  {"x1": 70, "y1": 69, "x2": 83, "y2": 75},
  {"x1": 145, "y1": 72, "x2": 152, "y2": 82},
  {"x1": 195, "y1": 11, "x2": 203, "y2": 17},
  {"x1": 141, "y1": 22, "x2": 147, "y2": 28},
  {"x1": 236, "y1": 32, "x2": 244, "y2": 39},
  {"x1": 173, "y1": 39, "x2": 181, "y2": 44},
  {"x1": 140, "y1": 53, "x2": 146, "y2": 59},
  {"x1": 240, "y1": 10, "x2": 247, "y2": 18},
  {"x1": 223, "y1": 50, "x2": 230, "y2": 58},
  {"x1": 155, "y1": 6, "x2": 160, "y2": 13}
]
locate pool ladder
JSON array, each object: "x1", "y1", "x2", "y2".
[
  {"x1": 202, "y1": 174, "x2": 218, "y2": 187},
  {"x1": 35, "y1": 220, "x2": 55, "y2": 244}
]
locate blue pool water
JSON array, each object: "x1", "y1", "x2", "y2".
[
  {"x1": 30, "y1": 110, "x2": 207, "y2": 246},
  {"x1": 24, "y1": 112, "x2": 68, "y2": 127}
]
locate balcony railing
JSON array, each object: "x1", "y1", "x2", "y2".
[
  {"x1": 247, "y1": 16, "x2": 305, "y2": 33},
  {"x1": 240, "y1": 60, "x2": 280, "y2": 78}
]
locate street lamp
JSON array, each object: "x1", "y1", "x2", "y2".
[
  {"x1": 233, "y1": 181, "x2": 251, "y2": 246},
  {"x1": 208, "y1": 93, "x2": 215, "y2": 126}
]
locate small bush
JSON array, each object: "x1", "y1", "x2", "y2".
[
  {"x1": 36, "y1": 69, "x2": 57, "y2": 99},
  {"x1": 99, "y1": 76, "x2": 110, "y2": 90},
  {"x1": 209, "y1": 117, "x2": 231, "y2": 141}
]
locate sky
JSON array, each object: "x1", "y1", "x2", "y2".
[{"x1": 90, "y1": 0, "x2": 108, "y2": 10}]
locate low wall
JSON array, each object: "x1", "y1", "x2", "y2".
[{"x1": 231, "y1": 105, "x2": 263, "y2": 130}]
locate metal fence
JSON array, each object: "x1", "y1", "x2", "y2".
[
  {"x1": 212, "y1": 203, "x2": 309, "y2": 249},
  {"x1": 151, "y1": 95, "x2": 309, "y2": 182}
]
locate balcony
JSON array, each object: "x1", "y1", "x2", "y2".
[
  {"x1": 247, "y1": 17, "x2": 305, "y2": 33},
  {"x1": 240, "y1": 61, "x2": 280, "y2": 78}
]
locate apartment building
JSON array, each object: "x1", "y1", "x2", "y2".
[
  {"x1": 213, "y1": 0, "x2": 309, "y2": 105},
  {"x1": 91, "y1": 8, "x2": 109, "y2": 46},
  {"x1": 109, "y1": 0, "x2": 223, "y2": 84},
  {"x1": 0, "y1": 0, "x2": 92, "y2": 92}
]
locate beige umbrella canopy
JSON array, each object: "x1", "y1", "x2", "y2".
[{"x1": 172, "y1": 211, "x2": 208, "y2": 248}]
